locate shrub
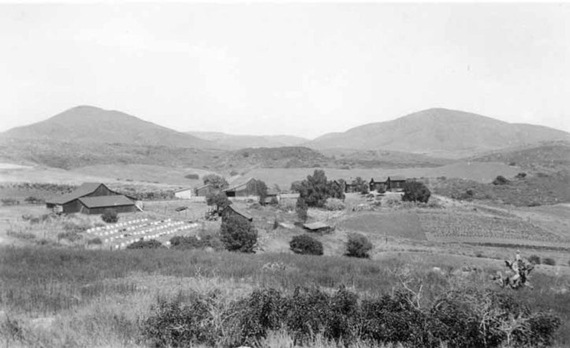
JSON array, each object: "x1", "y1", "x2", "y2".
[
  {"x1": 57, "y1": 231, "x2": 82, "y2": 242},
  {"x1": 542, "y1": 257, "x2": 556, "y2": 266},
  {"x1": 345, "y1": 233, "x2": 373, "y2": 258},
  {"x1": 402, "y1": 181, "x2": 431, "y2": 203},
  {"x1": 492, "y1": 175, "x2": 509, "y2": 185},
  {"x1": 126, "y1": 239, "x2": 163, "y2": 249},
  {"x1": 184, "y1": 173, "x2": 200, "y2": 180},
  {"x1": 230, "y1": 170, "x2": 239, "y2": 176},
  {"x1": 220, "y1": 214, "x2": 258, "y2": 253},
  {"x1": 206, "y1": 192, "x2": 231, "y2": 213},
  {"x1": 170, "y1": 235, "x2": 223, "y2": 251},
  {"x1": 101, "y1": 209, "x2": 119, "y2": 223},
  {"x1": 24, "y1": 196, "x2": 45, "y2": 204},
  {"x1": 528, "y1": 254, "x2": 541, "y2": 265},
  {"x1": 87, "y1": 237, "x2": 103, "y2": 245},
  {"x1": 289, "y1": 234, "x2": 323, "y2": 255},
  {"x1": 515, "y1": 172, "x2": 527, "y2": 179},
  {"x1": 324, "y1": 198, "x2": 345, "y2": 211}
]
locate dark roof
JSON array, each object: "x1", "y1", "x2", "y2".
[
  {"x1": 303, "y1": 222, "x2": 331, "y2": 230},
  {"x1": 47, "y1": 182, "x2": 104, "y2": 205},
  {"x1": 224, "y1": 177, "x2": 256, "y2": 192},
  {"x1": 389, "y1": 176, "x2": 407, "y2": 181},
  {"x1": 223, "y1": 205, "x2": 253, "y2": 221},
  {"x1": 78, "y1": 195, "x2": 134, "y2": 208}
]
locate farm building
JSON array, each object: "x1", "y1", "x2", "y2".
[
  {"x1": 46, "y1": 182, "x2": 138, "y2": 214},
  {"x1": 72, "y1": 196, "x2": 137, "y2": 215},
  {"x1": 303, "y1": 222, "x2": 332, "y2": 233},
  {"x1": 221, "y1": 205, "x2": 253, "y2": 224},
  {"x1": 263, "y1": 189, "x2": 281, "y2": 205},
  {"x1": 224, "y1": 178, "x2": 263, "y2": 198},
  {"x1": 369, "y1": 176, "x2": 407, "y2": 192},
  {"x1": 174, "y1": 187, "x2": 193, "y2": 199},
  {"x1": 195, "y1": 184, "x2": 217, "y2": 197}
]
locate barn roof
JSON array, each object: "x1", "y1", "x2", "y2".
[
  {"x1": 174, "y1": 187, "x2": 193, "y2": 193},
  {"x1": 223, "y1": 205, "x2": 253, "y2": 221},
  {"x1": 78, "y1": 195, "x2": 134, "y2": 208},
  {"x1": 224, "y1": 177, "x2": 256, "y2": 192},
  {"x1": 303, "y1": 222, "x2": 331, "y2": 230},
  {"x1": 47, "y1": 182, "x2": 105, "y2": 205}
]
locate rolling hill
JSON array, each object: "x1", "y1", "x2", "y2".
[
  {"x1": 2, "y1": 105, "x2": 215, "y2": 149},
  {"x1": 187, "y1": 131, "x2": 309, "y2": 149},
  {"x1": 306, "y1": 108, "x2": 570, "y2": 158}
]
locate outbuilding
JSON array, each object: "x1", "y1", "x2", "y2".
[
  {"x1": 303, "y1": 221, "x2": 332, "y2": 233},
  {"x1": 221, "y1": 205, "x2": 253, "y2": 224},
  {"x1": 174, "y1": 187, "x2": 194, "y2": 199},
  {"x1": 224, "y1": 178, "x2": 262, "y2": 198},
  {"x1": 46, "y1": 182, "x2": 137, "y2": 214}
]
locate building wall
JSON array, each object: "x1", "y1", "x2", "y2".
[
  {"x1": 81, "y1": 204, "x2": 137, "y2": 215},
  {"x1": 62, "y1": 200, "x2": 83, "y2": 214},
  {"x1": 196, "y1": 186, "x2": 217, "y2": 197},
  {"x1": 175, "y1": 190, "x2": 193, "y2": 199}
]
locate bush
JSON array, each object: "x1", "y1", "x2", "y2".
[
  {"x1": 492, "y1": 175, "x2": 509, "y2": 185},
  {"x1": 324, "y1": 198, "x2": 345, "y2": 211},
  {"x1": 515, "y1": 172, "x2": 527, "y2": 179},
  {"x1": 184, "y1": 173, "x2": 200, "y2": 180},
  {"x1": 57, "y1": 231, "x2": 82, "y2": 242},
  {"x1": 24, "y1": 196, "x2": 45, "y2": 204},
  {"x1": 542, "y1": 257, "x2": 556, "y2": 266},
  {"x1": 402, "y1": 181, "x2": 431, "y2": 203},
  {"x1": 126, "y1": 239, "x2": 163, "y2": 249},
  {"x1": 1, "y1": 198, "x2": 19, "y2": 206},
  {"x1": 345, "y1": 233, "x2": 373, "y2": 258},
  {"x1": 170, "y1": 235, "x2": 223, "y2": 251},
  {"x1": 101, "y1": 209, "x2": 119, "y2": 223},
  {"x1": 220, "y1": 215, "x2": 258, "y2": 253},
  {"x1": 87, "y1": 237, "x2": 102, "y2": 245},
  {"x1": 528, "y1": 254, "x2": 541, "y2": 265},
  {"x1": 289, "y1": 234, "x2": 323, "y2": 255}
]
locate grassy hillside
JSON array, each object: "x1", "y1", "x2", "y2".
[
  {"x1": 2, "y1": 105, "x2": 215, "y2": 149},
  {"x1": 307, "y1": 108, "x2": 570, "y2": 158},
  {"x1": 187, "y1": 131, "x2": 309, "y2": 149}
]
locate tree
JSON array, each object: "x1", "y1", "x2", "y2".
[
  {"x1": 352, "y1": 177, "x2": 368, "y2": 193},
  {"x1": 295, "y1": 197, "x2": 308, "y2": 223},
  {"x1": 493, "y1": 175, "x2": 509, "y2": 185},
  {"x1": 202, "y1": 174, "x2": 229, "y2": 189},
  {"x1": 402, "y1": 181, "x2": 431, "y2": 203},
  {"x1": 206, "y1": 192, "x2": 232, "y2": 213},
  {"x1": 290, "y1": 234, "x2": 323, "y2": 255},
  {"x1": 220, "y1": 214, "x2": 258, "y2": 253},
  {"x1": 345, "y1": 233, "x2": 373, "y2": 258},
  {"x1": 298, "y1": 170, "x2": 331, "y2": 207},
  {"x1": 255, "y1": 180, "x2": 269, "y2": 204}
]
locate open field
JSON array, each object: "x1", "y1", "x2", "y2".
[{"x1": 243, "y1": 161, "x2": 521, "y2": 190}]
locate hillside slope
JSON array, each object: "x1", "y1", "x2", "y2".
[
  {"x1": 187, "y1": 131, "x2": 309, "y2": 149},
  {"x1": 2, "y1": 106, "x2": 215, "y2": 149},
  {"x1": 307, "y1": 108, "x2": 570, "y2": 158}
]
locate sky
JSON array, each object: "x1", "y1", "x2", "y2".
[{"x1": 0, "y1": 3, "x2": 569, "y2": 139}]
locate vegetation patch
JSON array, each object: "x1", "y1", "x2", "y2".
[{"x1": 339, "y1": 212, "x2": 426, "y2": 241}]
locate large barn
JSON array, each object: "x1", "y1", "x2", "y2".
[
  {"x1": 369, "y1": 176, "x2": 407, "y2": 192},
  {"x1": 46, "y1": 183, "x2": 138, "y2": 214},
  {"x1": 223, "y1": 178, "x2": 262, "y2": 197}
]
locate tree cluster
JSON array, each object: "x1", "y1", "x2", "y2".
[
  {"x1": 291, "y1": 170, "x2": 345, "y2": 208},
  {"x1": 220, "y1": 214, "x2": 258, "y2": 253},
  {"x1": 402, "y1": 181, "x2": 431, "y2": 204}
]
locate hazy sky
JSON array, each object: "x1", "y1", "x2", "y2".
[{"x1": 1, "y1": 3, "x2": 569, "y2": 139}]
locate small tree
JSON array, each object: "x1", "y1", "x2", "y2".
[
  {"x1": 345, "y1": 233, "x2": 373, "y2": 258},
  {"x1": 206, "y1": 192, "x2": 232, "y2": 213},
  {"x1": 101, "y1": 209, "x2": 119, "y2": 223},
  {"x1": 202, "y1": 174, "x2": 229, "y2": 189},
  {"x1": 220, "y1": 215, "x2": 258, "y2": 253},
  {"x1": 492, "y1": 175, "x2": 509, "y2": 185},
  {"x1": 402, "y1": 181, "x2": 431, "y2": 203},
  {"x1": 290, "y1": 234, "x2": 323, "y2": 255},
  {"x1": 295, "y1": 197, "x2": 308, "y2": 223},
  {"x1": 126, "y1": 239, "x2": 163, "y2": 249},
  {"x1": 255, "y1": 180, "x2": 269, "y2": 204}
]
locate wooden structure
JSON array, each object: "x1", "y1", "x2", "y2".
[
  {"x1": 224, "y1": 178, "x2": 262, "y2": 198},
  {"x1": 46, "y1": 183, "x2": 137, "y2": 214},
  {"x1": 303, "y1": 221, "x2": 332, "y2": 233},
  {"x1": 221, "y1": 205, "x2": 253, "y2": 224},
  {"x1": 174, "y1": 187, "x2": 193, "y2": 199},
  {"x1": 369, "y1": 176, "x2": 407, "y2": 192},
  {"x1": 195, "y1": 184, "x2": 217, "y2": 197}
]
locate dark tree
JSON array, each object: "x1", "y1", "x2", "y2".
[
  {"x1": 206, "y1": 192, "x2": 232, "y2": 213},
  {"x1": 202, "y1": 174, "x2": 229, "y2": 189},
  {"x1": 220, "y1": 214, "x2": 258, "y2": 253},
  {"x1": 298, "y1": 170, "x2": 331, "y2": 207},
  {"x1": 492, "y1": 175, "x2": 509, "y2": 185},
  {"x1": 290, "y1": 234, "x2": 323, "y2": 255},
  {"x1": 255, "y1": 180, "x2": 269, "y2": 204},
  {"x1": 402, "y1": 181, "x2": 431, "y2": 203},
  {"x1": 101, "y1": 209, "x2": 119, "y2": 223},
  {"x1": 345, "y1": 233, "x2": 373, "y2": 258}
]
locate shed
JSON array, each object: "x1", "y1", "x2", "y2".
[
  {"x1": 174, "y1": 187, "x2": 193, "y2": 199},
  {"x1": 195, "y1": 184, "x2": 217, "y2": 197},
  {"x1": 221, "y1": 205, "x2": 253, "y2": 223},
  {"x1": 73, "y1": 195, "x2": 137, "y2": 215},
  {"x1": 369, "y1": 178, "x2": 387, "y2": 192},
  {"x1": 386, "y1": 176, "x2": 407, "y2": 191},
  {"x1": 303, "y1": 221, "x2": 332, "y2": 233},
  {"x1": 46, "y1": 182, "x2": 135, "y2": 214},
  {"x1": 224, "y1": 178, "x2": 262, "y2": 197}
]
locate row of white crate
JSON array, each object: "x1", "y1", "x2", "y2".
[
  {"x1": 109, "y1": 229, "x2": 188, "y2": 249},
  {"x1": 90, "y1": 221, "x2": 188, "y2": 237},
  {"x1": 86, "y1": 218, "x2": 154, "y2": 233},
  {"x1": 102, "y1": 224, "x2": 200, "y2": 244}
]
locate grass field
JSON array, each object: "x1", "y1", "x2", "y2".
[{"x1": 338, "y1": 212, "x2": 426, "y2": 241}]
